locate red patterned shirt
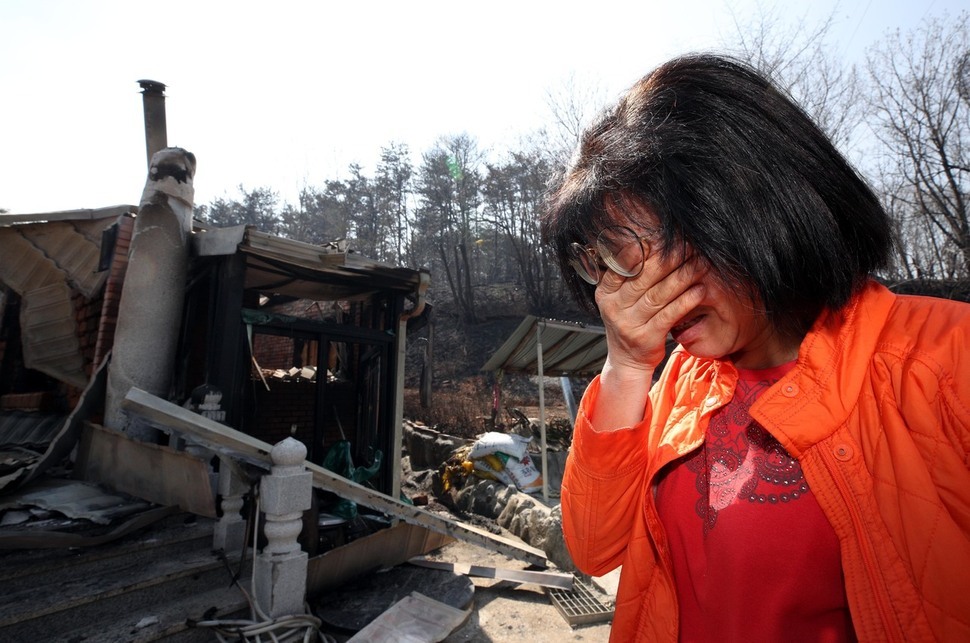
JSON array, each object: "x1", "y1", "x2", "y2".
[{"x1": 656, "y1": 362, "x2": 855, "y2": 642}]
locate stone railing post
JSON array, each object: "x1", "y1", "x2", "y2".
[
  {"x1": 213, "y1": 458, "x2": 248, "y2": 552},
  {"x1": 255, "y1": 437, "x2": 313, "y2": 618}
]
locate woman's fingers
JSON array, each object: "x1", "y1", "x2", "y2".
[
  {"x1": 646, "y1": 280, "x2": 706, "y2": 334},
  {"x1": 633, "y1": 258, "x2": 707, "y2": 320},
  {"x1": 595, "y1": 255, "x2": 708, "y2": 370},
  {"x1": 599, "y1": 254, "x2": 706, "y2": 319}
]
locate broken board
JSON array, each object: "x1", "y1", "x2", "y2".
[
  {"x1": 407, "y1": 557, "x2": 573, "y2": 590},
  {"x1": 74, "y1": 421, "x2": 216, "y2": 518},
  {"x1": 346, "y1": 591, "x2": 470, "y2": 643},
  {"x1": 307, "y1": 521, "x2": 453, "y2": 594}
]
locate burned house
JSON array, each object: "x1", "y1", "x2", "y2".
[
  {"x1": 0, "y1": 199, "x2": 430, "y2": 497},
  {"x1": 168, "y1": 221, "x2": 433, "y2": 498}
]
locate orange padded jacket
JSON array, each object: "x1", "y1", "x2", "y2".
[{"x1": 561, "y1": 281, "x2": 970, "y2": 642}]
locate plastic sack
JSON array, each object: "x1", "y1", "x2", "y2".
[
  {"x1": 471, "y1": 455, "x2": 514, "y2": 486},
  {"x1": 322, "y1": 441, "x2": 383, "y2": 519},
  {"x1": 504, "y1": 452, "x2": 543, "y2": 494},
  {"x1": 468, "y1": 432, "x2": 529, "y2": 460}
]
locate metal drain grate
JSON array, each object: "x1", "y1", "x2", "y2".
[{"x1": 546, "y1": 577, "x2": 614, "y2": 626}]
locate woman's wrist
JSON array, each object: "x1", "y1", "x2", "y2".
[{"x1": 588, "y1": 357, "x2": 654, "y2": 431}]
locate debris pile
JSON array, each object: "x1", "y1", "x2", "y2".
[
  {"x1": 440, "y1": 431, "x2": 543, "y2": 495},
  {"x1": 258, "y1": 365, "x2": 330, "y2": 383},
  {"x1": 401, "y1": 421, "x2": 576, "y2": 572}
]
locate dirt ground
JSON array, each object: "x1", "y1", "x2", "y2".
[
  {"x1": 426, "y1": 535, "x2": 616, "y2": 642},
  {"x1": 324, "y1": 530, "x2": 616, "y2": 643}
]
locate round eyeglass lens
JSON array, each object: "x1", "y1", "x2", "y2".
[
  {"x1": 568, "y1": 242, "x2": 600, "y2": 285},
  {"x1": 597, "y1": 226, "x2": 646, "y2": 278}
]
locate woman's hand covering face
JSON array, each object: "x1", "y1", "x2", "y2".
[{"x1": 595, "y1": 247, "x2": 709, "y2": 375}]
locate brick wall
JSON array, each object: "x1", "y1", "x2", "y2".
[
  {"x1": 74, "y1": 291, "x2": 101, "y2": 377},
  {"x1": 66, "y1": 290, "x2": 102, "y2": 408},
  {"x1": 248, "y1": 379, "x2": 318, "y2": 453},
  {"x1": 93, "y1": 215, "x2": 134, "y2": 369},
  {"x1": 252, "y1": 334, "x2": 296, "y2": 370},
  {"x1": 245, "y1": 377, "x2": 356, "y2": 463},
  {"x1": 250, "y1": 299, "x2": 330, "y2": 370}
]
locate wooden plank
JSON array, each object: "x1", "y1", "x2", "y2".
[
  {"x1": 121, "y1": 387, "x2": 548, "y2": 567},
  {"x1": 0, "y1": 546, "x2": 223, "y2": 627},
  {"x1": 74, "y1": 422, "x2": 217, "y2": 518},
  {"x1": 123, "y1": 388, "x2": 272, "y2": 464},
  {"x1": 407, "y1": 557, "x2": 574, "y2": 590}
]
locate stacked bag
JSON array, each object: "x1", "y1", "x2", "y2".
[{"x1": 466, "y1": 432, "x2": 543, "y2": 494}]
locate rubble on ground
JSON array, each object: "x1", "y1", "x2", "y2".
[{"x1": 401, "y1": 420, "x2": 575, "y2": 573}]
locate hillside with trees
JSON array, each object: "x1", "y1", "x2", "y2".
[{"x1": 194, "y1": 9, "x2": 969, "y2": 392}]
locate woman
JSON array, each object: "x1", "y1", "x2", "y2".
[{"x1": 543, "y1": 54, "x2": 970, "y2": 642}]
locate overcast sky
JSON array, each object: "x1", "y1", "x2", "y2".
[{"x1": 0, "y1": 0, "x2": 962, "y2": 214}]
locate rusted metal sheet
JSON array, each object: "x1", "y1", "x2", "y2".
[
  {"x1": 307, "y1": 521, "x2": 454, "y2": 594},
  {"x1": 0, "y1": 505, "x2": 177, "y2": 550},
  {"x1": 74, "y1": 422, "x2": 217, "y2": 518},
  {"x1": 0, "y1": 478, "x2": 153, "y2": 525},
  {"x1": 0, "y1": 412, "x2": 65, "y2": 450}
]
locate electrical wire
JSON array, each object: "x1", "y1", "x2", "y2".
[{"x1": 191, "y1": 486, "x2": 336, "y2": 642}]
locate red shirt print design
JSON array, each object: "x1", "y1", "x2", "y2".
[{"x1": 686, "y1": 376, "x2": 809, "y2": 534}]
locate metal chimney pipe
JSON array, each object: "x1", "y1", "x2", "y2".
[{"x1": 138, "y1": 79, "x2": 168, "y2": 167}]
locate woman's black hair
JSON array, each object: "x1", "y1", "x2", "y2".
[{"x1": 542, "y1": 53, "x2": 895, "y2": 340}]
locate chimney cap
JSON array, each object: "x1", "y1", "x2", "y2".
[{"x1": 137, "y1": 79, "x2": 166, "y2": 94}]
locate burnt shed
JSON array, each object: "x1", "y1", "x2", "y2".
[{"x1": 187, "y1": 224, "x2": 430, "y2": 497}]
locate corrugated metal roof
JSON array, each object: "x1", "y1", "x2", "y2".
[
  {"x1": 0, "y1": 411, "x2": 66, "y2": 450},
  {"x1": 0, "y1": 226, "x2": 65, "y2": 292},
  {"x1": 0, "y1": 478, "x2": 153, "y2": 525},
  {"x1": 21, "y1": 282, "x2": 87, "y2": 387},
  {"x1": 15, "y1": 217, "x2": 116, "y2": 298},
  {"x1": 194, "y1": 225, "x2": 430, "y2": 302},
  {"x1": 482, "y1": 315, "x2": 607, "y2": 377},
  {"x1": 0, "y1": 206, "x2": 134, "y2": 226},
  {"x1": 0, "y1": 209, "x2": 129, "y2": 390}
]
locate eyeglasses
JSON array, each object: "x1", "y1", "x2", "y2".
[{"x1": 568, "y1": 225, "x2": 656, "y2": 285}]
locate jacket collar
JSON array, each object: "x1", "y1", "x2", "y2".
[{"x1": 749, "y1": 281, "x2": 897, "y2": 456}]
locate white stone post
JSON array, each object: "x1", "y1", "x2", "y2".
[
  {"x1": 255, "y1": 438, "x2": 313, "y2": 618},
  {"x1": 213, "y1": 458, "x2": 248, "y2": 552}
]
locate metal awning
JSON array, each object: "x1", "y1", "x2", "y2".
[
  {"x1": 482, "y1": 315, "x2": 607, "y2": 501},
  {"x1": 482, "y1": 315, "x2": 606, "y2": 376}
]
